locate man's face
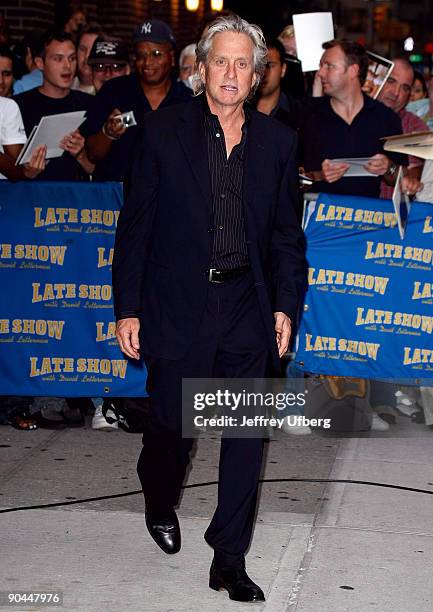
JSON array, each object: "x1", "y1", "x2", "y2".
[
  {"x1": 0, "y1": 56, "x2": 13, "y2": 97},
  {"x1": 37, "y1": 40, "x2": 77, "y2": 91},
  {"x1": 92, "y1": 62, "x2": 130, "y2": 92},
  {"x1": 134, "y1": 41, "x2": 174, "y2": 86},
  {"x1": 199, "y1": 31, "x2": 257, "y2": 109},
  {"x1": 317, "y1": 45, "x2": 352, "y2": 97},
  {"x1": 179, "y1": 54, "x2": 196, "y2": 82},
  {"x1": 378, "y1": 60, "x2": 413, "y2": 112},
  {"x1": 259, "y1": 47, "x2": 286, "y2": 97},
  {"x1": 77, "y1": 33, "x2": 98, "y2": 80}
]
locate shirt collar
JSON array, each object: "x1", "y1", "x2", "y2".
[
  {"x1": 201, "y1": 93, "x2": 251, "y2": 126},
  {"x1": 319, "y1": 91, "x2": 374, "y2": 115}
]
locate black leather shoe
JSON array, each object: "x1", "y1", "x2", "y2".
[
  {"x1": 145, "y1": 508, "x2": 181, "y2": 554},
  {"x1": 209, "y1": 560, "x2": 265, "y2": 602}
]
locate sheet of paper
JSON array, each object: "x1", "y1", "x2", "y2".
[
  {"x1": 15, "y1": 125, "x2": 37, "y2": 166},
  {"x1": 17, "y1": 111, "x2": 86, "y2": 165},
  {"x1": 293, "y1": 12, "x2": 334, "y2": 72},
  {"x1": 383, "y1": 131, "x2": 433, "y2": 160},
  {"x1": 392, "y1": 166, "x2": 411, "y2": 239},
  {"x1": 330, "y1": 157, "x2": 375, "y2": 177}
]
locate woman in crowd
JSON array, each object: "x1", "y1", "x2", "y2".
[
  {"x1": 407, "y1": 73, "x2": 433, "y2": 129},
  {"x1": 410, "y1": 70, "x2": 428, "y2": 102}
]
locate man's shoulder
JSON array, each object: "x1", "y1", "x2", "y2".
[
  {"x1": 365, "y1": 96, "x2": 400, "y2": 122},
  {"x1": 13, "y1": 88, "x2": 38, "y2": 106},
  {"x1": 356, "y1": 95, "x2": 402, "y2": 138},
  {"x1": 304, "y1": 95, "x2": 330, "y2": 113},
  {"x1": 99, "y1": 74, "x2": 136, "y2": 97},
  {"x1": 70, "y1": 89, "x2": 94, "y2": 102},
  {"x1": 401, "y1": 108, "x2": 429, "y2": 133},
  {"x1": 169, "y1": 79, "x2": 194, "y2": 102},
  {"x1": 144, "y1": 96, "x2": 198, "y2": 127},
  {"x1": 68, "y1": 89, "x2": 94, "y2": 109},
  {"x1": 250, "y1": 106, "x2": 297, "y2": 147},
  {"x1": 0, "y1": 96, "x2": 21, "y2": 114}
]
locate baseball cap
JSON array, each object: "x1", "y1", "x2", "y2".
[
  {"x1": 132, "y1": 20, "x2": 176, "y2": 47},
  {"x1": 88, "y1": 39, "x2": 129, "y2": 65}
]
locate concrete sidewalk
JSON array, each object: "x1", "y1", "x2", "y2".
[{"x1": 0, "y1": 420, "x2": 432, "y2": 611}]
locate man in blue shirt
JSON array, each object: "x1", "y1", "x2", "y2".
[
  {"x1": 83, "y1": 20, "x2": 192, "y2": 182},
  {"x1": 13, "y1": 30, "x2": 44, "y2": 95}
]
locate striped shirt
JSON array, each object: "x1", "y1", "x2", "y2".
[
  {"x1": 381, "y1": 108, "x2": 428, "y2": 199},
  {"x1": 203, "y1": 99, "x2": 250, "y2": 270}
]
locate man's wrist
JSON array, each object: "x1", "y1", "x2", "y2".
[
  {"x1": 274, "y1": 311, "x2": 292, "y2": 324},
  {"x1": 384, "y1": 162, "x2": 398, "y2": 177},
  {"x1": 102, "y1": 123, "x2": 120, "y2": 141},
  {"x1": 116, "y1": 311, "x2": 140, "y2": 321}
]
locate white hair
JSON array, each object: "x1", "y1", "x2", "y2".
[
  {"x1": 193, "y1": 14, "x2": 267, "y2": 96},
  {"x1": 179, "y1": 43, "x2": 196, "y2": 68}
]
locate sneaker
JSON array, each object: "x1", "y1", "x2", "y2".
[
  {"x1": 371, "y1": 413, "x2": 390, "y2": 431},
  {"x1": 394, "y1": 393, "x2": 421, "y2": 418},
  {"x1": 92, "y1": 405, "x2": 118, "y2": 431}
]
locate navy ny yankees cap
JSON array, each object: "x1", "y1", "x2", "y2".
[{"x1": 132, "y1": 20, "x2": 176, "y2": 47}]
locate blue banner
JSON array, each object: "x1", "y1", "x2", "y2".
[
  {"x1": 296, "y1": 193, "x2": 433, "y2": 381},
  {"x1": 0, "y1": 181, "x2": 147, "y2": 397}
]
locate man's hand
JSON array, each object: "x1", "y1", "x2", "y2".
[
  {"x1": 116, "y1": 317, "x2": 140, "y2": 360},
  {"x1": 22, "y1": 144, "x2": 47, "y2": 178},
  {"x1": 60, "y1": 129, "x2": 86, "y2": 158},
  {"x1": 365, "y1": 153, "x2": 390, "y2": 176},
  {"x1": 401, "y1": 175, "x2": 423, "y2": 195},
  {"x1": 102, "y1": 108, "x2": 128, "y2": 140},
  {"x1": 274, "y1": 312, "x2": 292, "y2": 358},
  {"x1": 322, "y1": 159, "x2": 350, "y2": 183},
  {"x1": 312, "y1": 72, "x2": 323, "y2": 97}
]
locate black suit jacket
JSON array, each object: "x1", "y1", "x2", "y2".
[{"x1": 113, "y1": 96, "x2": 306, "y2": 367}]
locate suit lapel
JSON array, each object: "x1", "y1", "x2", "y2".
[
  {"x1": 243, "y1": 115, "x2": 266, "y2": 210},
  {"x1": 177, "y1": 98, "x2": 212, "y2": 208}
]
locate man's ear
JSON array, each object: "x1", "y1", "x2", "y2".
[
  {"x1": 170, "y1": 49, "x2": 175, "y2": 68},
  {"x1": 252, "y1": 72, "x2": 257, "y2": 88},
  {"x1": 348, "y1": 63, "x2": 359, "y2": 81},
  {"x1": 198, "y1": 61, "x2": 206, "y2": 85},
  {"x1": 34, "y1": 56, "x2": 44, "y2": 71},
  {"x1": 281, "y1": 62, "x2": 287, "y2": 78}
]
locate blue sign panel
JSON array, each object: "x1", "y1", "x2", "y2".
[
  {"x1": 296, "y1": 193, "x2": 433, "y2": 382},
  {"x1": 0, "y1": 181, "x2": 147, "y2": 396}
]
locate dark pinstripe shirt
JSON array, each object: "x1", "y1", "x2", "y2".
[{"x1": 203, "y1": 98, "x2": 250, "y2": 270}]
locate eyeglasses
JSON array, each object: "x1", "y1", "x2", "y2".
[
  {"x1": 133, "y1": 49, "x2": 168, "y2": 61},
  {"x1": 92, "y1": 63, "x2": 127, "y2": 73}
]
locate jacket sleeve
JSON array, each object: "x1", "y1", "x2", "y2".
[
  {"x1": 271, "y1": 131, "x2": 308, "y2": 322},
  {"x1": 112, "y1": 119, "x2": 159, "y2": 319}
]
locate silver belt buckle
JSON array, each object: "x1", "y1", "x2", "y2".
[{"x1": 209, "y1": 268, "x2": 223, "y2": 283}]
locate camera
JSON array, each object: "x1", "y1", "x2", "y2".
[{"x1": 114, "y1": 111, "x2": 137, "y2": 128}]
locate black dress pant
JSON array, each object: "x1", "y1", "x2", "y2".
[{"x1": 137, "y1": 271, "x2": 271, "y2": 567}]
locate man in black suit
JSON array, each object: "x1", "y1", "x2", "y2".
[{"x1": 113, "y1": 14, "x2": 306, "y2": 602}]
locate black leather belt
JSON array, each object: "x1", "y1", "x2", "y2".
[{"x1": 207, "y1": 266, "x2": 250, "y2": 283}]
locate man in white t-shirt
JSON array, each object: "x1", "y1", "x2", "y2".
[
  {"x1": 0, "y1": 96, "x2": 46, "y2": 430},
  {"x1": 0, "y1": 96, "x2": 45, "y2": 179}
]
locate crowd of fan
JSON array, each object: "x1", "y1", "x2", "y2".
[{"x1": 0, "y1": 6, "x2": 432, "y2": 434}]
